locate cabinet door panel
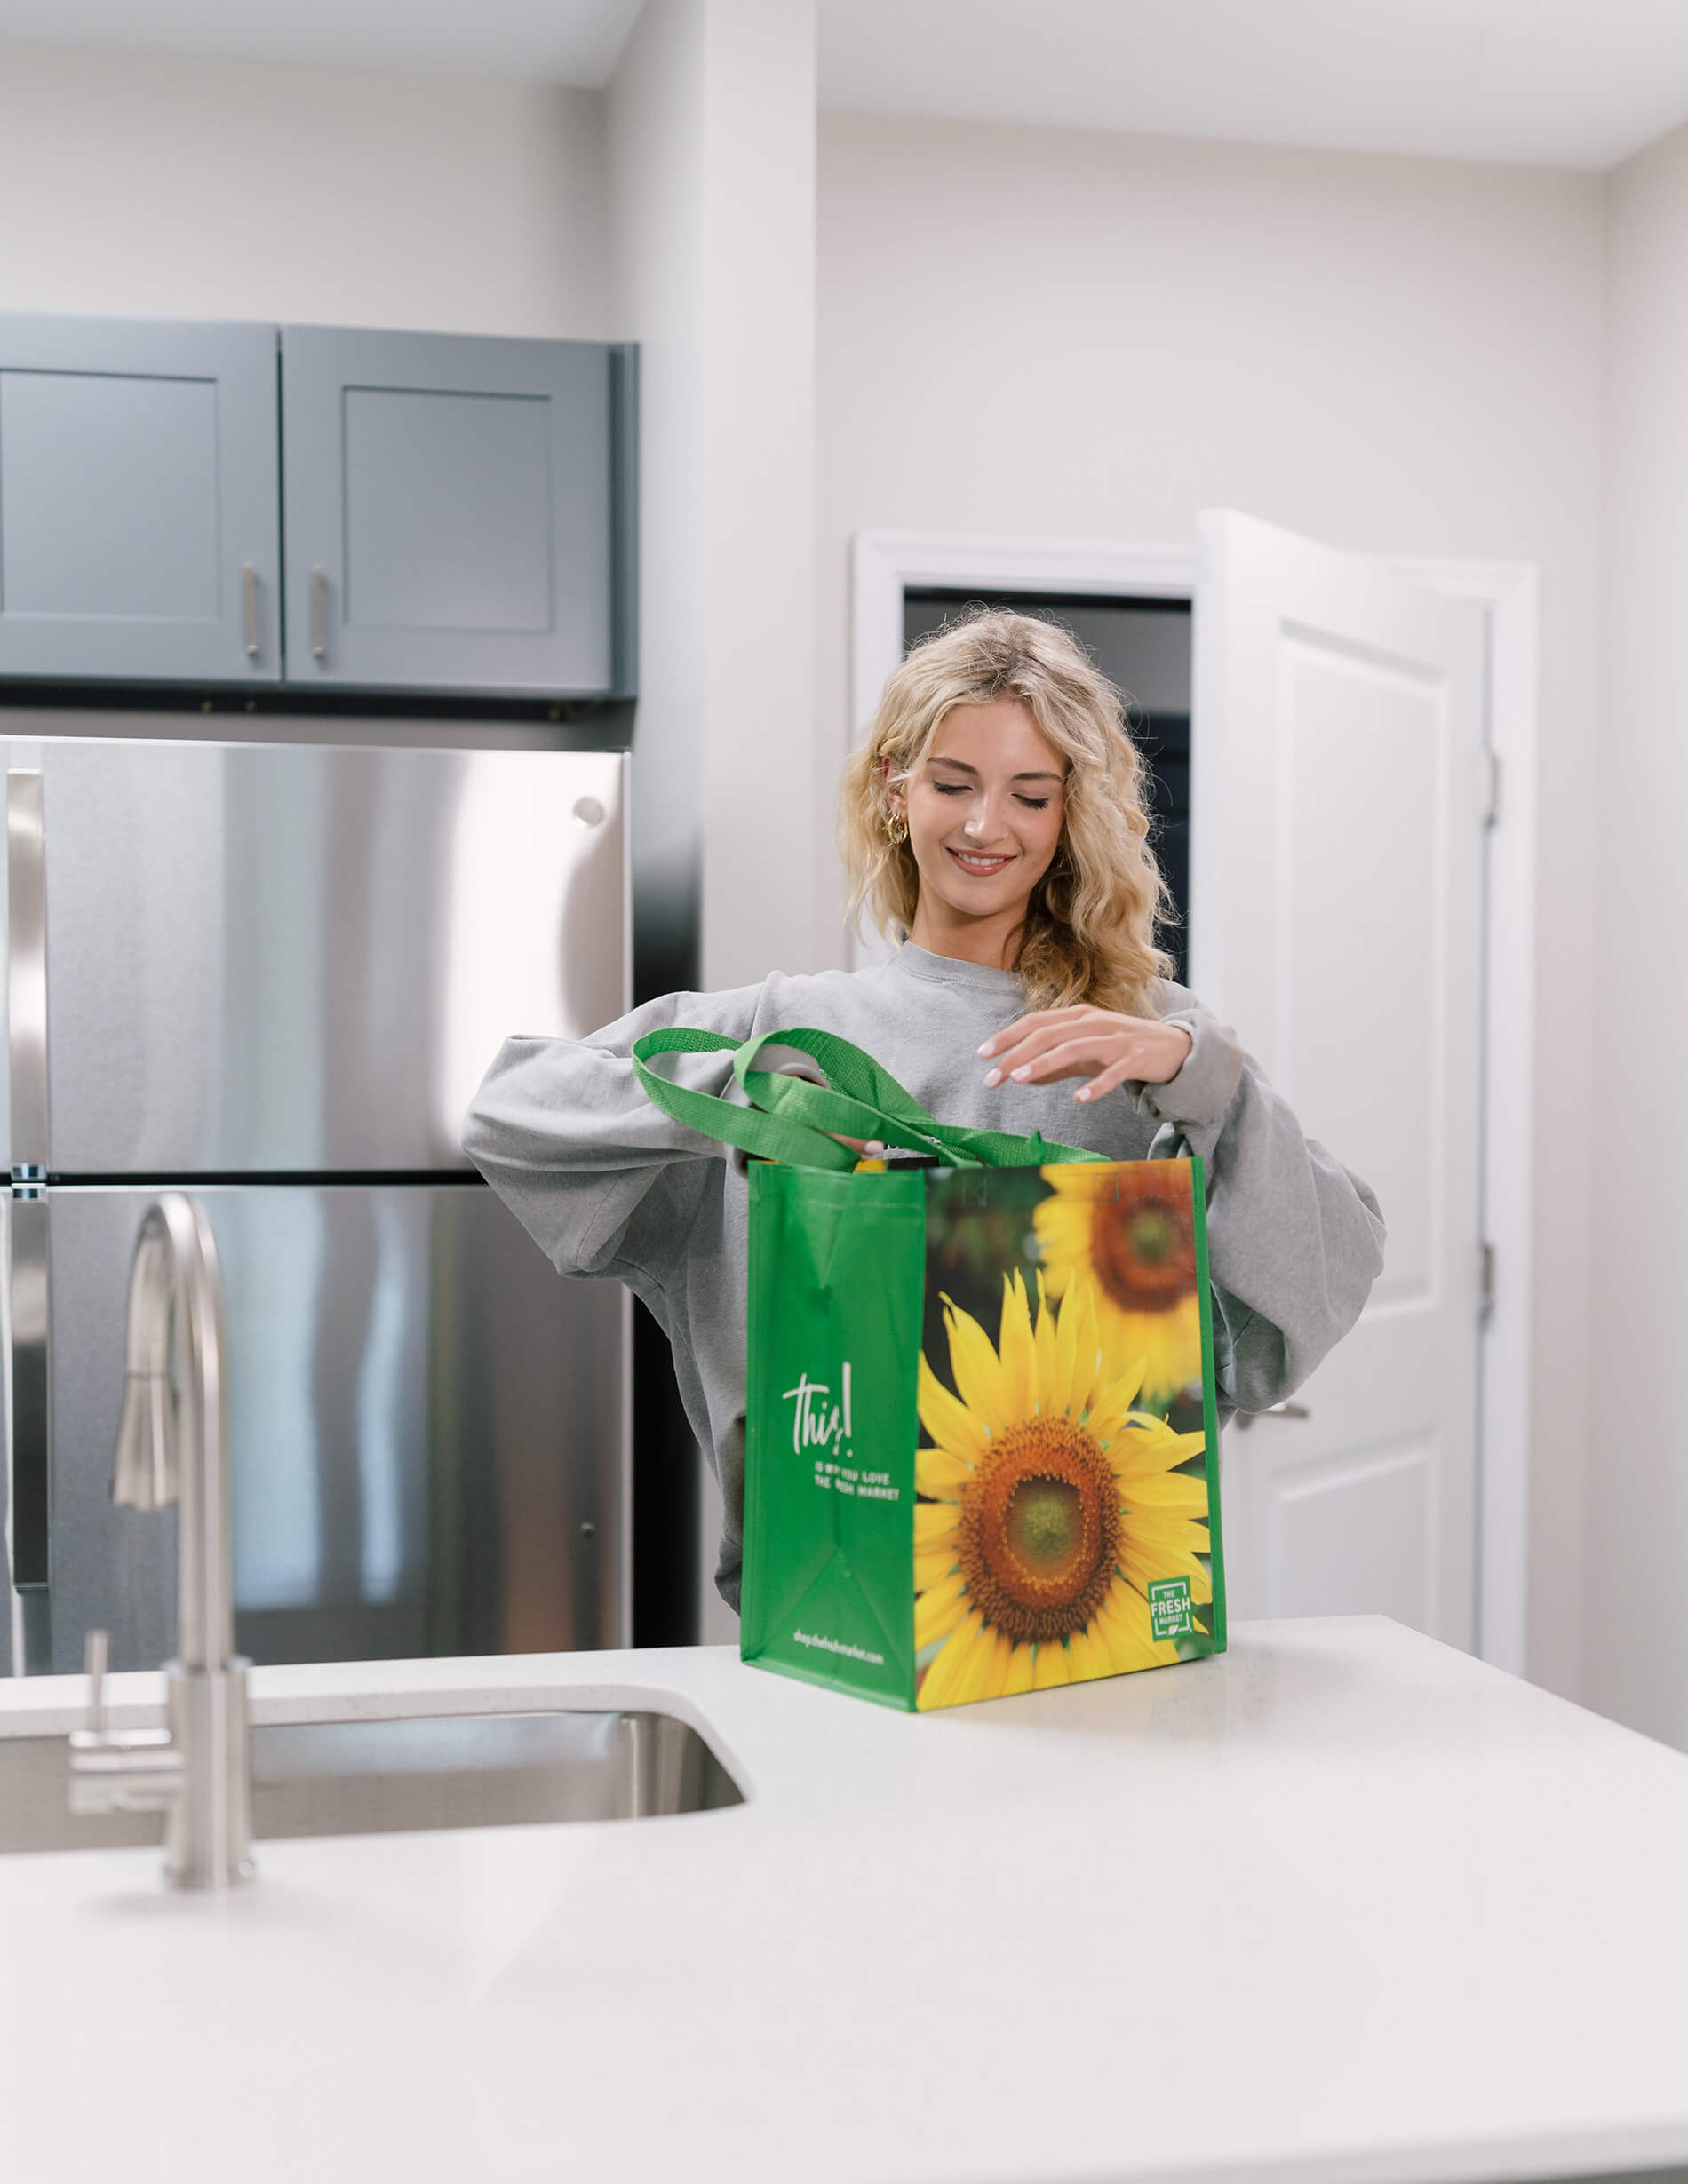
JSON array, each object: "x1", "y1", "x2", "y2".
[
  {"x1": 0, "y1": 315, "x2": 280, "y2": 682},
  {"x1": 283, "y1": 327, "x2": 623, "y2": 695}
]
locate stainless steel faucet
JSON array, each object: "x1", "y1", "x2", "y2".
[{"x1": 68, "y1": 1194, "x2": 253, "y2": 1889}]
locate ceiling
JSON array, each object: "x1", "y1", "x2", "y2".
[
  {"x1": 3, "y1": 0, "x2": 1687, "y2": 171},
  {"x1": 0, "y1": 0, "x2": 646, "y2": 87},
  {"x1": 818, "y1": 0, "x2": 1688, "y2": 171}
]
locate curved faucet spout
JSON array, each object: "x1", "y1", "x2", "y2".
[
  {"x1": 73, "y1": 1192, "x2": 251, "y2": 1889},
  {"x1": 109, "y1": 1195, "x2": 233, "y2": 1674}
]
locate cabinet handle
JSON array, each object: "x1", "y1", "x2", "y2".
[
  {"x1": 242, "y1": 564, "x2": 259, "y2": 658},
  {"x1": 311, "y1": 568, "x2": 327, "y2": 661}
]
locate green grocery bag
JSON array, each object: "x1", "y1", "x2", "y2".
[{"x1": 633, "y1": 1025, "x2": 1227, "y2": 1711}]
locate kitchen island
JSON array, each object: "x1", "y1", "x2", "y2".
[{"x1": 0, "y1": 1616, "x2": 1684, "y2": 2184}]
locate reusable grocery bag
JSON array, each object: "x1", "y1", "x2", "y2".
[{"x1": 633, "y1": 1025, "x2": 1226, "y2": 1711}]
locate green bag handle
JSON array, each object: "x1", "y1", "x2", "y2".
[{"x1": 632, "y1": 1023, "x2": 1106, "y2": 1172}]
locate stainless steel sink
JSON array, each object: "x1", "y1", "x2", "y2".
[{"x1": 0, "y1": 1709, "x2": 743, "y2": 1855}]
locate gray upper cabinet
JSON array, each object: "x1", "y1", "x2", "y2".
[
  {"x1": 282, "y1": 327, "x2": 633, "y2": 696},
  {"x1": 0, "y1": 315, "x2": 281, "y2": 683}
]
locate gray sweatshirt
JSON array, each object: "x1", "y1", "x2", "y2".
[{"x1": 462, "y1": 943, "x2": 1385, "y2": 1610}]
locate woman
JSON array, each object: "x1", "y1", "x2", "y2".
[{"x1": 464, "y1": 612, "x2": 1384, "y2": 1615}]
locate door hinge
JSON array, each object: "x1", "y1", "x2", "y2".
[
  {"x1": 1478, "y1": 1240, "x2": 1496, "y2": 1314},
  {"x1": 1481, "y1": 751, "x2": 1502, "y2": 829}
]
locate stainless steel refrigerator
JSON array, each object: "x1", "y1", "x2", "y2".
[{"x1": 1, "y1": 732, "x2": 629, "y2": 1677}]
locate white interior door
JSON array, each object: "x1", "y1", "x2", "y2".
[{"x1": 1190, "y1": 510, "x2": 1485, "y2": 1649}]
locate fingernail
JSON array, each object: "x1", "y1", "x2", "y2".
[
  {"x1": 1010, "y1": 1066, "x2": 1031, "y2": 1083},
  {"x1": 1075, "y1": 1087, "x2": 1092, "y2": 1102},
  {"x1": 975, "y1": 1040, "x2": 994, "y2": 1057},
  {"x1": 983, "y1": 1068, "x2": 1001, "y2": 1088}
]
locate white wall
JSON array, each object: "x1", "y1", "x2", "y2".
[
  {"x1": 0, "y1": 41, "x2": 609, "y2": 336},
  {"x1": 1588, "y1": 122, "x2": 1688, "y2": 1746},
  {"x1": 609, "y1": 0, "x2": 816, "y2": 1005},
  {"x1": 816, "y1": 110, "x2": 1605, "y2": 1702},
  {"x1": 609, "y1": 0, "x2": 816, "y2": 1641},
  {"x1": 609, "y1": 0, "x2": 709, "y2": 999},
  {"x1": 696, "y1": 0, "x2": 818, "y2": 990}
]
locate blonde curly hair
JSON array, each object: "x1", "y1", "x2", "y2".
[{"x1": 838, "y1": 609, "x2": 1174, "y2": 1016}]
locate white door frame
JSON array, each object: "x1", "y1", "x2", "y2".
[{"x1": 851, "y1": 528, "x2": 1537, "y2": 1678}]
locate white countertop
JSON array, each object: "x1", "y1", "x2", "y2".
[{"x1": 1, "y1": 1617, "x2": 1685, "y2": 2184}]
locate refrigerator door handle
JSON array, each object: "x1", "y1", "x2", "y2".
[
  {"x1": 7, "y1": 772, "x2": 51, "y2": 1589},
  {"x1": 9, "y1": 1193, "x2": 49, "y2": 1589},
  {"x1": 7, "y1": 771, "x2": 49, "y2": 1179}
]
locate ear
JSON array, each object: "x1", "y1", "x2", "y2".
[{"x1": 880, "y1": 755, "x2": 904, "y2": 813}]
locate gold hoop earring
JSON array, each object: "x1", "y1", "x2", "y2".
[{"x1": 886, "y1": 813, "x2": 908, "y2": 846}]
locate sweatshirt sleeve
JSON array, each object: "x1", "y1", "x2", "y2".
[
  {"x1": 460, "y1": 982, "x2": 765, "y2": 1294},
  {"x1": 1135, "y1": 987, "x2": 1387, "y2": 1413}
]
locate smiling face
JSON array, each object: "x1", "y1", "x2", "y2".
[{"x1": 890, "y1": 697, "x2": 1068, "y2": 965}]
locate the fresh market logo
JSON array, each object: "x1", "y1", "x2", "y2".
[{"x1": 1148, "y1": 1576, "x2": 1194, "y2": 1642}]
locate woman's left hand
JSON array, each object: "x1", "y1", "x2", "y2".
[{"x1": 979, "y1": 1007, "x2": 1193, "y2": 1103}]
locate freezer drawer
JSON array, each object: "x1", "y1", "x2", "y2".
[
  {"x1": 5, "y1": 1183, "x2": 626, "y2": 1676},
  {"x1": 0, "y1": 738, "x2": 627, "y2": 1175}
]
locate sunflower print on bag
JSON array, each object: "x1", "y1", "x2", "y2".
[
  {"x1": 1033, "y1": 1161, "x2": 1204, "y2": 1409},
  {"x1": 912, "y1": 1264, "x2": 1212, "y2": 1710}
]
